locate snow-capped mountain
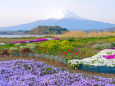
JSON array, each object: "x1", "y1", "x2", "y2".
[
  {"x1": 0, "y1": 9, "x2": 115, "y2": 31},
  {"x1": 43, "y1": 9, "x2": 84, "y2": 20}
]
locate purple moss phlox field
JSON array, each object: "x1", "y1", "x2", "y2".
[{"x1": 0, "y1": 59, "x2": 115, "y2": 86}]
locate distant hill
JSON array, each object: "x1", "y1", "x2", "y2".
[
  {"x1": 0, "y1": 30, "x2": 29, "y2": 35},
  {"x1": 28, "y1": 26, "x2": 68, "y2": 35},
  {"x1": 104, "y1": 27, "x2": 115, "y2": 32}
]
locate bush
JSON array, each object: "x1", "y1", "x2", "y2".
[
  {"x1": 10, "y1": 47, "x2": 18, "y2": 50},
  {"x1": 20, "y1": 46, "x2": 29, "y2": 50},
  {"x1": 0, "y1": 45, "x2": 4, "y2": 52},
  {"x1": 21, "y1": 48, "x2": 31, "y2": 53},
  {"x1": 26, "y1": 43, "x2": 37, "y2": 50},
  {"x1": 6, "y1": 43, "x2": 14, "y2": 47},
  {"x1": 100, "y1": 43, "x2": 113, "y2": 49},
  {"x1": 2, "y1": 49, "x2": 9, "y2": 55},
  {"x1": 80, "y1": 47, "x2": 90, "y2": 53},
  {"x1": 92, "y1": 44, "x2": 102, "y2": 50},
  {"x1": 14, "y1": 43, "x2": 22, "y2": 47},
  {"x1": 26, "y1": 43, "x2": 37, "y2": 47},
  {"x1": 110, "y1": 42, "x2": 115, "y2": 47},
  {"x1": 92, "y1": 43, "x2": 114, "y2": 50},
  {"x1": 67, "y1": 37, "x2": 75, "y2": 42},
  {"x1": 72, "y1": 42, "x2": 85, "y2": 48},
  {"x1": 68, "y1": 60, "x2": 81, "y2": 69},
  {"x1": 3, "y1": 43, "x2": 14, "y2": 49}
]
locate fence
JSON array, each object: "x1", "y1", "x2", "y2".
[{"x1": 12, "y1": 52, "x2": 68, "y2": 65}]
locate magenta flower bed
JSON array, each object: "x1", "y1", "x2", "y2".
[
  {"x1": 7, "y1": 38, "x2": 58, "y2": 44},
  {"x1": 18, "y1": 41, "x2": 27, "y2": 43},
  {"x1": 103, "y1": 54, "x2": 115, "y2": 59},
  {"x1": 28, "y1": 40, "x2": 38, "y2": 42},
  {"x1": 53, "y1": 38, "x2": 59, "y2": 40},
  {"x1": 8, "y1": 42, "x2": 19, "y2": 44}
]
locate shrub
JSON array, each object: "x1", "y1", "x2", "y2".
[
  {"x1": 3, "y1": 43, "x2": 14, "y2": 49},
  {"x1": 68, "y1": 60, "x2": 81, "y2": 69},
  {"x1": 110, "y1": 42, "x2": 115, "y2": 47},
  {"x1": 100, "y1": 43, "x2": 113, "y2": 49},
  {"x1": 92, "y1": 44, "x2": 102, "y2": 50},
  {"x1": 2, "y1": 49, "x2": 9, "y2": 55},
  {"x1": 92, "y1": 43, "x2": 114, "y2": 50},
  {"x1": 10, "y1": 47, "x2": 18, "y2": 50},
  {"x1": 26, "y1": 43, "x2": 37, "y2": 47},
  {"x1": 80, "y1": 47, "x2": 90, "y2": 53},
  {"x1": 67, "y1": 37, "x2": 75, "y2": 42},
  {"x1": 26, "y1": 43, "x2": 37, "y2": 50},
  {"x1": 21, "y1": 48, "x2": 31, "y2": 53},
  {"x1": 20, "y1": 46, "x2": 28, "y2": 50},
  {"x1": 14, "y1": 43, "x2": 21, "y2": 47},
  {"x1": 72, "y1": 42, "x2": 85, "y2": 48},
  {"x1": 64, "y1": 57, "x2": 69, "y2": 62},
  {"x1": 73, "y1": 56, "x2": 81, "y2": 59},
  {"x1": 0, "y1": 45, "x2": 4, "y2": 52},
  {"x1": 6, "y1": 43, "x2": 14, "y2": 47}
]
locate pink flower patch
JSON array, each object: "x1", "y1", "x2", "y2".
[{"x1": 103, "y1": 54, "x2": 115, "y2": 59}]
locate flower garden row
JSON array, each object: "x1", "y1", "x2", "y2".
[
  {"x1": 7, "y1": 38, "x2": 59, "y2": 44},
  {"x1": 0, "y1": 37, "x2": 115, "y2": 73},
  {"x1": 0, "y1": 59, "x2": 115, "y2": 86}
]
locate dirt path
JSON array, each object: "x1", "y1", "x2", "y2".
[{"x1": 0, "y1": 55, "x2": 115, "y2": 79}]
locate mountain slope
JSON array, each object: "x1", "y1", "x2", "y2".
[
  {"x1": 0, "y1": 10, "x2": 115, "y2": 31},
  {"x1": 43, "y1": 9, "x2": 85, "y2": 20},
  {"x1": 104, "y1": 27, "x2": 115, "y2": 32}
]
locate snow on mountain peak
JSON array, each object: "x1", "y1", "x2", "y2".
[{"x1": 43, "y1": 9, "x2": 84, "y2": 20}]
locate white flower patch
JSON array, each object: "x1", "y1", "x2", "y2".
[
  {"x1": 97, "y1": 49, "x2": 115, "y2": 56},
  {"x1": 46, "y1": 38, "x2": 54, "y2": 40},
  {"x1": 0, "y1": 43, "x2": 5, "y2": 46},
  {"x1": 68, "y1": 49, "x2": 115, "y2": 67},
  {"x1": 68, "y1": 59, "x2": 81, "y2": 65}
]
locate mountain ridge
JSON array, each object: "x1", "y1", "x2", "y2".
[
  {"x1": 104, "y1": 27, "x2": 115, "y2": 32},
  {"x1": 0, "y1": 10, "x2": 115, "y2": 31}
]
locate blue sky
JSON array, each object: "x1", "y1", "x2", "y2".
[{"x1": 0, "y1": 0, "x2": 115, "y2": 27}]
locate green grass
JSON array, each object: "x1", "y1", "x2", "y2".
[{"x1": 0, "y1": 36, "x2": 115, "y2": 60}]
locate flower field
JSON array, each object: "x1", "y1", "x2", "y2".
[
  {"x1": 69, "y1": 49, "x2": 115, "y2": 67},
  {"x1": 0, "y1": 36, "x2": 115, "y2": 85},
  {"x1": 0, "y1": 59, "x2": 115, "y2": 86}
]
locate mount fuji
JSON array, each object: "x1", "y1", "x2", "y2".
[
  {"x1": 43, "y1": 10, "x2": 85, "y2": 20},
  {"x1": 0, "y1": 9, "x2": 115, "y2": 31}
]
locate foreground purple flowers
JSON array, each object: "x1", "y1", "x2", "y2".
[{"x1": 0, "y1": 59, "x2": 115, "y2": 86}]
